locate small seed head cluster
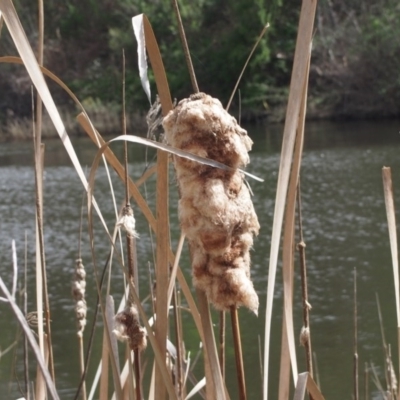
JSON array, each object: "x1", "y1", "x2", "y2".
[
  {"x1": 117, "y1": 205, "x2": 139, "y2": 238},
  {"x1": 163, "y1": 93, "x2": 260, "y2": 313},
  {"x1": 72, "y1": 258, "x2": 87, "y2": 337},
  {"x1": 114, "y1": 305, "x2": 147, "y2": 352},
  {"x1": 299, "y1": 326, "x2": 310, "y2": 347}
]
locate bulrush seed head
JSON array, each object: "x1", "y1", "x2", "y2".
[
  {"x1": 163, "y1": 92, "x2": 260, "y2": 314},
  {"x1": 72, "y1": 258, "x2": 87, "y2": 337},
  {"x1": 117, "y1": 205, "x2": 139, "y2": 238},
  {"x1": 114, "y1": 305, "x2": 147, "y2": 352}
]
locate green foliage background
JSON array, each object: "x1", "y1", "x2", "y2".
[{"x1": 1, "y1": 0, "x2": 400, "y2": 128}]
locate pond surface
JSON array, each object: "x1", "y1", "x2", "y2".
[{"x1": 1, "y1": 119, "x2": 400, "y2": 399}]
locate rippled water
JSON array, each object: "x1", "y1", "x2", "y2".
[{"x1": 1, "y1": 120, "x2": 400, "y2": 398}]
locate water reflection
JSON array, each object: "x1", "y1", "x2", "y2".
[{"x1": 1, "y1": 119, "x2": 400, "y2": 398}]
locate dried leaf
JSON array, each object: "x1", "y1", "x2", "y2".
[{"x1": 132, "y1": 14, "x2": 151, "y2": 104}]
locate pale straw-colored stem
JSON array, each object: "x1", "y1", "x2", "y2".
[
  {"x1": 353, "y1": 269, "x2": 359, "y2": 400},
  {"x1": 219, "y1": 311, "x2": 226, "y2": 379},
  {"x1": 78, "y1": 335, "x2": 87, "y2": 400},
  {"x1": 171, "y1": 0, "x2": 199, "y2": 93},
  {"x1": 197, "y1": 289, "x2": 226, "y2": 400},
  {"x1": 297, "y1": 183, "x2": 313, "y2": 380},
  {"x1": 24, "y1": 232, "x2": 30, "y2": 400},
  {"x1": 172, "y1": 287, "x2": 183, "y2": 398},
  {"x1": 230, "y1": 306, "x2": 246, "y2": 400}
]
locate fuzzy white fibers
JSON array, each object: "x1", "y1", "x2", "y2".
[
  {"x1": 114, "y1": 305, "x2": 147, "y2": 351},
  {"x1": 163, "y1": 92, "x2": 260, "y2": 314}
]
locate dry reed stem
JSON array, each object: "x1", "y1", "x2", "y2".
[
  {"x1": 171, "y1": 0, "x2": 199, "y2": 93},
  {"x1": 87, "y1": 216, "x2": 123, "y2": 400},
  {"x1": 33, "y1": 138, "x2": 55, "y2": 392},
  {"x1": 23, "y1": 233, "x2": 30, "y2": 400},
  {"x1": 293, "y1": 372, "x2": 325, "y2": 400},
  {"x1": 278, "y1": 316, "x2": 290, "y2": 400},
  {"x1": 99, "y1": 326, "x2": 110, "y2": 400},
  {"x1": 135, "y1": 17, "x2": 174, "y2": 399},
  {"x1": 122, "y1": 49, "x2": 144, "y2": 396},
  {"x1": 117, "y1": 212, "x2": 145, "y2": 399},
  {"x1": 297, "y1": 185, "x2": 313, "y2": 381},
  {"x1": 121, "y1": 51, "x2": 147, "y2": 382},
  {"x1": 231, "y1": 306, "x2": 246, "y2": 399},
  {"x1": 353, "y1": 268, "x2": 359, "y2": 400},
  {"x1": 35, "y1": 0, "x2": 44, "y2": 147},
  {"x1": 172, "y1": 287, "x2": 183, "y2": 398},
  {"x1": 197, "y1": 289, "x2": 227, "y2": 400},
  {"x1": 376, "y1": 293, "x2": 398, "y2": 396},
  {"x1": 263, "y1": 0, "x2": 317, "y2": 397},
  {"x1": 226, "y1": 23, "x2": 269, "y2": 111},
  {"x1": 155, "y1": 148, "x2": 170, "y2": 400},
  {"x1": 278, "y1": 78, "x2": 308, "y2": 399},
  {"x1": 382, "y1": 166, "x2": 400, "y2": 398},
  {"x1": 219, "y1": 311, "x2": 226, "y2": 379},
  {"x1": 364, "y1": 362, "x2": 369, "y2": 400}
]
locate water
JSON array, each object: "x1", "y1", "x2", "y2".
[{"x1": 1, "y1": 119, "x2": 400, "y2": 399}]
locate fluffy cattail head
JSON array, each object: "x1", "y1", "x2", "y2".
[
  {"x1": 299, "y1": 326, "x2": 310, "y2": 347},
  {"x1": 117, "y1": 205, "x2": 139, "y2": 238},
  {"x1": 163, "y1": 93, "x2": 253, "y2": 176},
  {"x1": 163, "y1": 93, "x2": 260, "y2": 314},
  {"x1": 72, "y1": 258, "x2": 87, "y2": 337},
  {"x1": 114, "y1": 305, "x2": 147, "y2": 352}
]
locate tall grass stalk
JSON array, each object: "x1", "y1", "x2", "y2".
[
  {"x1": 353, "y1": 269, "x2": 359, "y2": 400},
  {"x1": 171, "y1": 0, "x2": 198, "y2": 93},
  {"x1": 34, "y1": 0, "x2": 44, "y2": 150},
  {"x1": 297, "y1": 184, "x2": 313, "y2": 381},
  {"x1": 149, "y1": 32, "x2": 173, "y2": 400},
  {"x1": 123, "y1": 49, "x2": 142, "y2": 400},
  {"x1": 382, "y1": 166, "x2": 400, "y2": 398},
  {"x1": 263, "y1": 1, "x2": 317, "y2": 398},
  {"x1": 364, "y1": 363, "x2": 369, "y2": 400},
  {"x1": 172, "y1": 287, "x2": 183, "y2": 398},
  {"x1": 219, "y1": 311, "x2": 226, "y2": 379},
  {"x1": 197, "y1": 289, "x2": 227, "y2": 399},
  {"x1": 231, "y1": 306, "x2": 246, "y2": 399},
  {"x1": 278, "y1": 9, "x2": 311, "y2": 399},
  {"x1": 23, "y1": 233, "x2": 30, "y2": 400},
  {"x1": 33, "y1": 87, "x2": 55, "y2": 396},
  {"x1": 293, "y1": 372, "x2": 324, "y2": 400},
  {"x1": 226, "y1": 23, "x2": 269, "y2": 111}
]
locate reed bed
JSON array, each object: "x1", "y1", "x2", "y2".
[{"x1": 0, "y1": 0, "x2": 399, "y2": 399}]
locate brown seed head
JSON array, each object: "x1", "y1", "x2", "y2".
[
  {"x1": 163, "y1": 93, "x2": 260, "y2": 314},
  {"x1": 114, "y1": 305, "x2": 147, "y2": 352}
]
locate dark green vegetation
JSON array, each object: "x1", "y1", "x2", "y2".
[{"x1": 1, "y1": 0, "x2": 400, "y2": 135}]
